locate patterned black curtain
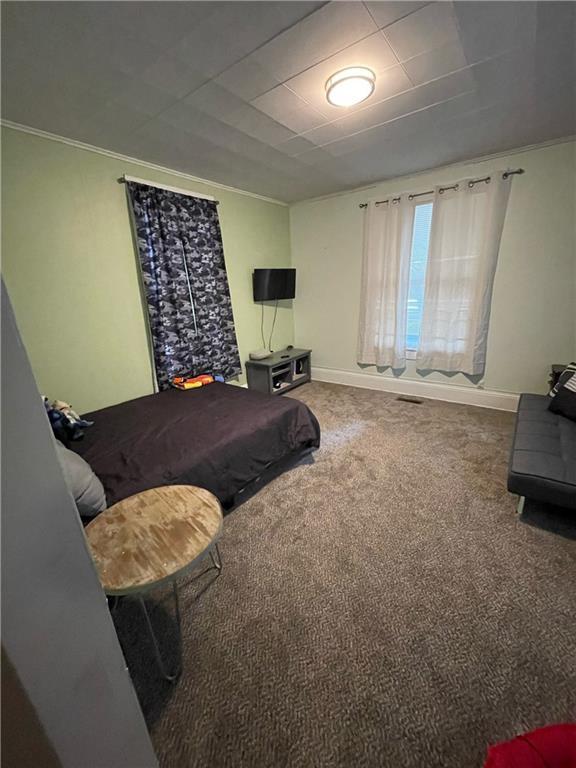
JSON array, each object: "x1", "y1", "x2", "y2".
[{"x1": 127, "y1": 182, "x2": 241, "y2": 390}]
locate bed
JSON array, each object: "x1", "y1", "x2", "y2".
[{"x1": 72, "y1": 382, "x2": 320, "y2": 511}]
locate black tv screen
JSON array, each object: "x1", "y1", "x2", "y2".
[{"x1": 253, "y1": 269, "x2": 296, "y2": 301}]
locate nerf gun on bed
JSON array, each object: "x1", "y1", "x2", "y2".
[{"x1": 172, "y1": 373, "x2": 225, "y2": 390}]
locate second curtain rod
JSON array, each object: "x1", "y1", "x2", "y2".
[
  {"x1": 358, "y1": 168, "x2": 524, "y2": 209},
  {"x1": 118, "y1": 174, "x2": 220, "y2": 205}
]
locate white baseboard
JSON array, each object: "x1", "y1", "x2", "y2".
[{"x1": 311, "y1": 366, "x2": 519, "y2": 412}]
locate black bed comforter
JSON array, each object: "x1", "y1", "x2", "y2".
[{"x1": 73, "y1": 383, "x2": 320, "y2": 507}]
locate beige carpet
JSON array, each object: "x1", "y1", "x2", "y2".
[{"x1": 114, "y1": 381, "x2": 576, "y2": 768}]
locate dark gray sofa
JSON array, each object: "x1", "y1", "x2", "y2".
[{"x1": 508, "y1": 393, "x2": 576, "y2": 510}]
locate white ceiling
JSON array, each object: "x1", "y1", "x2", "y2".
[{"x1": 2, "y1": 1, "x2": 575, "y2": 202}]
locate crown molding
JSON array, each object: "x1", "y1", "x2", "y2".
[
  {"x1": 293, "y1": 134, "x2": 576, "y2": 206},
  {"x1": 0, "y1": 119, "x2": 288, "y2": 207},
  {"x1": 3, "y1": 119, "x2": 573, "y2": 209}
]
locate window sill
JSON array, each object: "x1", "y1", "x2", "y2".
[{"x1": 406, "y1": 349, "x2": 417, "y2": 360}]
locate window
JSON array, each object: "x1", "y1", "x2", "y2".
[
  {"x1": 358, "y1": 173, "x2": 511, "y2": 374},
  {"x1": 406, "y1": 202, "x2": 433, "y2": 353}
]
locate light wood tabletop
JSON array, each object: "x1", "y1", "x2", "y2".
[{"x1": 85, "y1": 485, "x2": 223, "y2": 596}]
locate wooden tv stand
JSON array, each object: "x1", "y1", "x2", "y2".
[{"x1": 246, "y1": 348, "x2": 311, "y2": 395}]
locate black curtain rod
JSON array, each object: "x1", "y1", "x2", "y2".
[
  {"x1": 358, "y1": 168, "x2": 525, "y2": 208},
  {"x1": 117, "y1": 175, "x2": 220, "y2": 205}
]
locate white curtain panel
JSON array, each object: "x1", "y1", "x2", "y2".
[
  {"x1": 416, "y1": 174, "x2": 511, "y2": 375},
  {"x1": 357, "y1": 199, "x2": 415, "y2": 369}
]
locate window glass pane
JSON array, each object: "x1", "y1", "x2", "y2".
[{"x1": 406, "y1": 202, "x2": 433, "y2": 350}]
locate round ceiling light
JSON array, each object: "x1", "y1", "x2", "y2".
[{"x1": 325, "y1": 67, "x2": 376, "y2": 107}]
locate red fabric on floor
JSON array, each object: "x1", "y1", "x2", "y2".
[{"x1": 484, "y1": 724, "x2": 576, "y2": 768}]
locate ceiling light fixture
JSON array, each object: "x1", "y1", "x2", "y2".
[{"x1": 325, "y1": 67, "x2": 375, "y2": 107}]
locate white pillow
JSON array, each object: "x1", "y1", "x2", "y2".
[{"x1": 55, "y1": 440, "x2": 107, "y2": 517}]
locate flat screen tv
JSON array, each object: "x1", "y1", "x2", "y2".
[{"x1": 253, "y1": 268, "x2": 296, "y2": 301}]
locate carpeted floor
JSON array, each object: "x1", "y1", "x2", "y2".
[{"x1": 113, "y1": 381, "x2": 576, "y2": 768}]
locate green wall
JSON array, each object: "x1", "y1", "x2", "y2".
[
  {"x1": 291, "y1": 140, "x2": 576, "y2": 395},
  {"x1": 1, "y1": 127, "x2": 294, "y2": 412},
  {"x1": 4, "y1": 126, "x2": 574, "y2": 411}
]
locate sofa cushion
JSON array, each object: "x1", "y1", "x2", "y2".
[{"x1": 508, "y1": 393, "x2": 576, "y2": 509}]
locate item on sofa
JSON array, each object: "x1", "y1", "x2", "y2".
[
  {"x1": 548, "y1": 369, "x2": 576, "y2": 421},
  {"x1": 86, "y1": 484, "x2": 222, "y2": 682},
  {"x1": 548, "y1": 362, "x2": 576, "y2": 397},
  {"x1": 549, "y1": 363, "x2": 570, "y2": 393},
  {"x1": 507, "y1": 393, "x2": 576, "y2": 510},
  {"x1": 72, "y1": 382, "x2": 320, "y2": 509},
  {"x1": 54, "y1": 439, "x2": 107, "y2": 517}
]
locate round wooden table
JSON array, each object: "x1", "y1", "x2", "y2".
[{"x1": 86, "y1": 485, "x2": 223, "y2": 681}]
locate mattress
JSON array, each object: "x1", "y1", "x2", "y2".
[{"x1": 73, "y1": 382, "x2": 320, "y2": 508}]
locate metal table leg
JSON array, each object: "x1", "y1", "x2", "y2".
[
  {"x1": 136, "y1": 545, "x2": 222, "y2": 683},
  {"x1": 138, "y1": 581, "x2": 182, "y2": 683},
  {"x1": 210, "y1": 542, "x2": 223, "y2": 572}
]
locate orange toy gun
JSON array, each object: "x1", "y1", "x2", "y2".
[{"x1": 172, "y1": 374, "x2": 214, "y2": 390}]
